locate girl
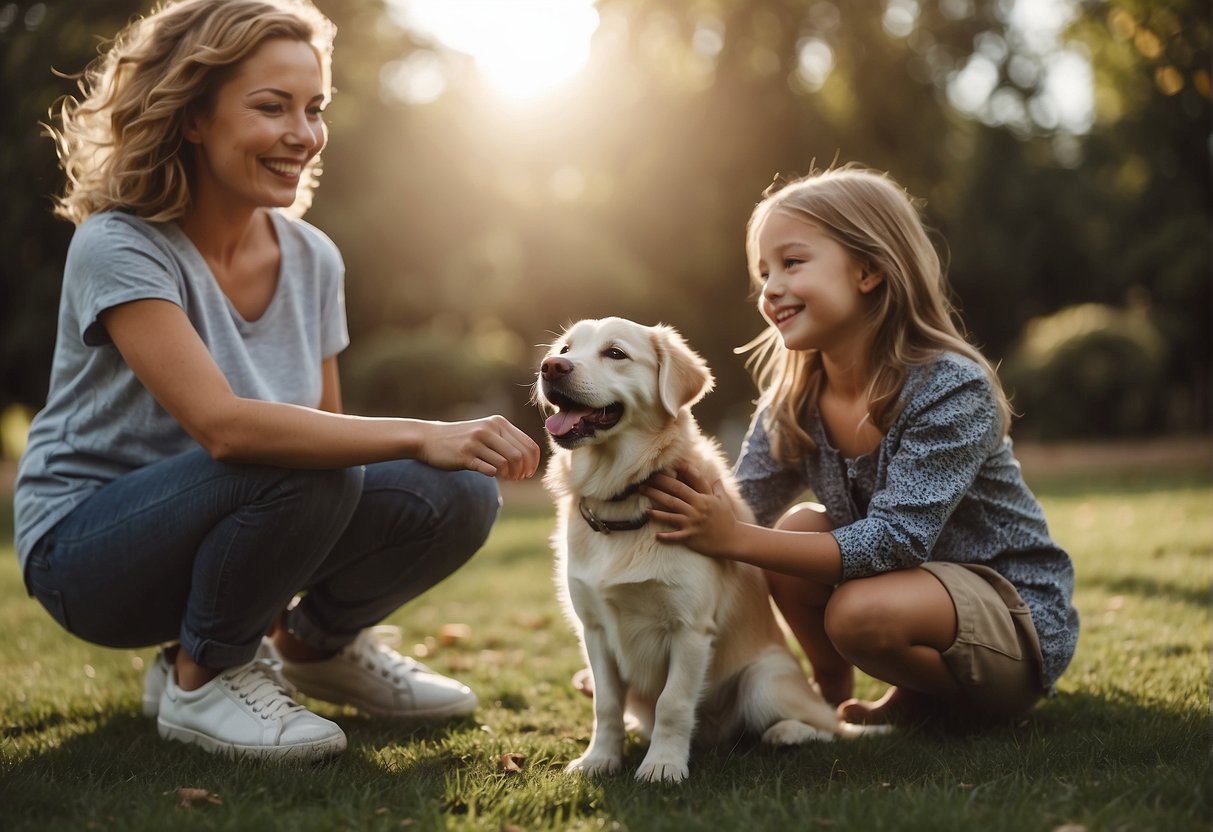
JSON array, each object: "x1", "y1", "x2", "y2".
[
  {"x1": 15, "y1": 0, "x2": 540, "y2": 760},
  {"x1": 643, "y1": 165, "x2": 1078, "y2": 725}
]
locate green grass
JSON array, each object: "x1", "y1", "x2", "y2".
[{"x1": 1, "y1": 455, "x2": 1209, "y2": 831}]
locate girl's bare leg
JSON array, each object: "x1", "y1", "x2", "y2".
[
  {"x1": 764, "y1": 503, "x2": 853, "y2": 705},
  {"x1": 825, "y1": 568, "x2": 961, "y2": 724}
]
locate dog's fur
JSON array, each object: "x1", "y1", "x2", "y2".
[{"x1": 536, "y1": 317, "x2": 852, "y2": 783}]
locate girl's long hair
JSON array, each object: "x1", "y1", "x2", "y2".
[
  {"x1": 740, "y1": 164, "x2": 1012, "y2": 462},
  {"x1": 47, "y1": 0, "x2": 335, "y2": 225}
]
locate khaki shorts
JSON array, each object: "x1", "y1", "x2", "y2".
[{"x1": 922, "y1": 562, "x2": 1046, "y2": 719}]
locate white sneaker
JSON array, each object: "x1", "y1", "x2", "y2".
[
  {"x1": 142, "y1": 638, "x2": 292, "y2": 718},
  {"x1": 157, "y1": 658, "x2": 346, "y2": 761},
  {"x1": 141, "y1": 649, "x2": 175, "y2": 718},
  {"x1": 281, "y1": 625, "x2": 478, "y2": 719}
]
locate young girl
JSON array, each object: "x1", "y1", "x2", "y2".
[
  {"x1": 15, "y1": 0, "x2": 539, "y2": 761},
  {"x1": 643, "y1": 165, "x2": 1078, "y2": 725}
]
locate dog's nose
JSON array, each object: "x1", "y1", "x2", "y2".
[{"x1": 541, "y1": 356, "x2": 573, "y2": 380}]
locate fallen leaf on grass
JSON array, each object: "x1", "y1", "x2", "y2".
[
  {"x1": 437, "y1": 623, "x2": 471, "y2": 646},
  {"x1": 500, "y1": 752, "x2": 526, "y2": 773},
  {"x1": 447, "y1": 654, "x2": 474, "y2": 671},
  {"x1": 514, "y1": 613, "x2": 551, "y2": 630},
  {"x1": 173, "y1": 787, "x2": 222, "y2": 809}
]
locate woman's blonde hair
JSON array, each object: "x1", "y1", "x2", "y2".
[
  {"x1": 47, "y1": 0, "x2": 335, "y2": 225},
  {"x1": 740, "y1": 163, "x2": 1012, "y2": 462}
]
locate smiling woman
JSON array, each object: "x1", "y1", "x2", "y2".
[
  {"x1": 387, "y1": 0, "x2": 600, "y2": 99},
  {"x1": 20, "y1": 0, "x2": 541, "y2": 765}
]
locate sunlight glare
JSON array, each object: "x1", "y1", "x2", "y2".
[{"x1": 389, "y1": 0, "x2": 600, "y2": 99}]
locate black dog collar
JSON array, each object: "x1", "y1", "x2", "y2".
[{"x1": 578, "y1": 483, "x2": 649, "y2": 534}]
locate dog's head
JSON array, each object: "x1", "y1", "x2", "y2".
[{"x1": 535, "y1": 317, "x2": 713, "y2": 451}]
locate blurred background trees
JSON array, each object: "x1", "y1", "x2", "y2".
[{"x1": 1, "y1": 0, "x2": 1208, "y2": 457}]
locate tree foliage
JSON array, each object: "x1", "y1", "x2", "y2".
[{"x1": 2, "y1": 0, "x2": 1208, "y2": 443}]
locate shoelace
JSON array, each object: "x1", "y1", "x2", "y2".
[
  {"x1": 221, "y1": 659, "x2": 307, "y2": 721},
  {"x1": 346, "y1": 625, "x2": 430, "y2": 685}
]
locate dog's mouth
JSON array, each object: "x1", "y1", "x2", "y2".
[{"x1": 542, "y1": 388, "x2": 624, "y2": 448}]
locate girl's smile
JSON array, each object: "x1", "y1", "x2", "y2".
[{"x1": 770, "y1": 304, "x2": 805, "y2": 329}]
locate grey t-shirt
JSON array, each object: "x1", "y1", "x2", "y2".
[{"x1": 14, "y1": 210, "x2": 349, "y2": 568}]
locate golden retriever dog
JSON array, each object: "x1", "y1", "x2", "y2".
[{"x1": 536, "y1": 317, "x2": 859, "y2": 783}]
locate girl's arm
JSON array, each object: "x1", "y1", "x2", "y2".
[
  {"x1": 642, "y1": 467, "x2": 843, "y2": 584},
  {"x1": 100, "y1": 298, "x2": 541, "y2": 479}
]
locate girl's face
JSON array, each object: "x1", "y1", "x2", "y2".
[
  {"x1": 755, "y1": 209, "x2": 881, "y2": 355},
  {"x1": 185, "y1": 38, "x2": 328, "y2": 211}
]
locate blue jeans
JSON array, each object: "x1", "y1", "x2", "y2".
[{"x1": 24, "y1": 448, "x2": 500, "y2": 669}]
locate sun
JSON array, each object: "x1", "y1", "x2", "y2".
[{"x1": 388, "y1": 0, "x2": 600, "y2": 100}]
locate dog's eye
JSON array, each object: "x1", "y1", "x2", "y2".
[
  {"x1": 603, "y1": 347, "x2": 629, "y2": 361},
  {"x1": 559, "y1": 344, "x2": 570, "y2": 354}
]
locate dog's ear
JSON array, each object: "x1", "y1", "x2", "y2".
[{"x1": 653, "y1": 325, "x2": 714, "y2": 417}]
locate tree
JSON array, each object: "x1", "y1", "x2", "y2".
[
  {"x1": 0, "y1": 1, "x2": 146, "y2": 417},
  {"x1": 3, "y1": 0, "x2": 1207, "y2": 443}
]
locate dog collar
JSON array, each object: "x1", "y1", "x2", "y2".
[{"x1": 578, "y1": 488, "x2": 650, "y2": 535}]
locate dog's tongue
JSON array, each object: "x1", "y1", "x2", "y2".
[{"x1": 545, "y1": 408, "x2": 592, "y2": 437}]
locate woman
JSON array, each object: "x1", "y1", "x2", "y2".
[{"x1": 15, "y1": 0, "x2": 540, "y2": 761}]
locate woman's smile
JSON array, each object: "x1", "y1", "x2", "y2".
[{"x1": 185, "y1": 38, "x2": 328, "y2": 211}]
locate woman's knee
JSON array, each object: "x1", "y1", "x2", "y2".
[
  {"x1": 232, "y1": 466, "x2": 364, "y2": 564},
  {"x1": 249, "y1": 464, "x2": 364, "y2": 520},
  {"x1": 364, "y1": 461, "x2": 501, "y2": 554},
  {"x1": 298, "y1": 465, "x2": 365, "y2": 515},
  {"x1": 437, "y1": 470, "x2": 501, "y2": 551}
]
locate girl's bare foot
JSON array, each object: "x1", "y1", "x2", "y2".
[
  {"x1": 837, "y1": 686, "x2": 941, "y2": 726},
  {"x1": 811, "y1": 670, "x2": 853, "y2": 707}
]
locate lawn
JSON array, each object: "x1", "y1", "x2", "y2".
[{"x1": 0, "y1": 443, "x2": 1209, "y2": 831}]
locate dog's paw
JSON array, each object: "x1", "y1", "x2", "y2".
[
  {"x1": 635, "y1": 755, "x2": 690, "y2": 783},
  {"x1": 564, "y1": 753, "x2": 623, "y2": 777},
  {"x1": 761, "y1": 719, "x2": 837, "y2": 746}
]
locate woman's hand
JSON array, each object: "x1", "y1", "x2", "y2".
[
  {"x1": 642, "y1": 465, "x2": 741, "y2": 558},
  {"x1": 418, "y1": 415, "x2": 541, "y2": 481}
]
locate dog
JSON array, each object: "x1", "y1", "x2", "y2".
[{"x1": 536, "y1": 317, "x2": 863, "y2": 783}]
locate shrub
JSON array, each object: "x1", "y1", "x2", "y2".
[
  {"x1": 339, "y1": 321, "x2": 538, "y2": 434},
  {"x1": 1001, "y1": 302, "x2": 1168, "y2": 439}
]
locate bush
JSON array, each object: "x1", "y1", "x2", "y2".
[
  {"x1": 339, "y1": 320, "x2": 539, "y2": 434},
  {"x1": 1001, "y1": 302, "x2": 1168, "y2": 439}
]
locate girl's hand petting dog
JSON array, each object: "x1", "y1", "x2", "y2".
[{"x1": 643, "y1": 466, "x2": 742, "y2": 558}]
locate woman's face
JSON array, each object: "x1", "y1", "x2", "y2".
[{"x1": 185, "y1": 37, "x2": 328, "y2": 211}]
